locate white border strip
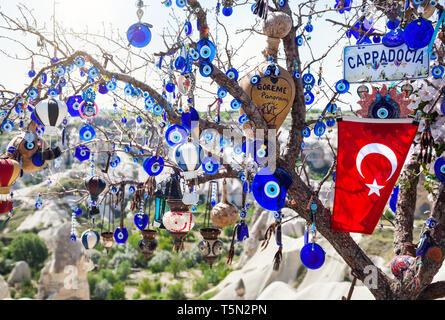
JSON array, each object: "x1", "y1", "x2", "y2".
[{"x1": 340, "y1": 116, "x2": 414, "y2": 124}]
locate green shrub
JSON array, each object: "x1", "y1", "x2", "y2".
[
  {"x1": 148, "y1": 250, "x2": 173, "y2": 273},
  {"x1": 138, "y1": 278, "x2": 153, "y2": 295},
  {"x1": 97, "y1": 269, "x2": 118, "y2": 285},
  {"x1": 17, "y1": 278, "x2": 37, "y2": 299},
  {"x1": 87, "y1": 273, "x2": 98, "y2": 296},
  {"x1": 224, "y1": 226, "x2": 234, "y2": 237},
  {"x1": 166, "y1": 282, "x2": 186, "y2": 300},
  {"x1": 7, "y1": 233, "x2": 48, "y2": 270},
  {"x1": 93, "y1": 279, "x2": 112, "y2": 300},
  {"x1": 132, "y1": 292, "x2": 141, "y2": 300},
  {"x1": 116, "y1": 261, "x2": 132, "y2": 281},
  {"x1": 192, "y1": 277, "x2": 209, "y2": 295},
  {"x1": 107, "y1": 282, "x2": 126, "y2": 300},
  {"x1": 109, "y1": 246, "x2": 137, "y2": 268},
  {"x1": 166, "y1": 254, "x2": 185, "y2": 278}
]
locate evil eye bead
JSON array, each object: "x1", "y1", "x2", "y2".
[
  {"x1": 376, "y1": 107, "x2": 389, "y2": 118},
  {"x1": 326, "y1": 118, "x2": 336, "y2": 127},
  {"x1": 174, "y1": 56, "x2": 186, "y2": 70},
  {"x1": 164, "y1": 0, "x2": 172, "y2": 7},
  {"x1": 434, "y1": 158, "x2": 445, "y2": 183},
  {"x1": 153, "y1": 104, "x2": 164, "y2": 115},
  {"x1": 1, "y1": 120, "x2": 14, "y2": 132},
  {"x1": 143, "y1": 156, "x2": 164, "y2": 176},
  {"x1": 48, "y1": 88, "x2": 58, "y2": 98},
  {"x1": 231, "y1": 99, "x2": 242, "y2": 110},
  {"x1": 412, "y1": 0, "x2": 425, "y2": 5},
  {"x1": 202, "y1": 130, "x2": 214, "y2": 142},
  {"x1": 28, "y1": 87, "x2": 38, "y2": 99},
  {"x1": 197, "y1": 38, "x2": 216, "y2": 62},
  {"x1": 145, "y1": 96, "x2": 155, "y2": 109},
  {"x1": 222, "y1": 6, "x2": 233, "y2": 16},
  {"x1": 129, "y1": 186, "x2": 136, "y2": 194},
  {"x1": 176, "y1": 0, "x2": 186, "y2": 8},
  {"x1": 432, "y1": 65, "x2": 444, "y2": 79},
  {"x1": 74, "y1": 145, "x2": 90, "y2": 162},
  {"x1": 233, "y1": 144, "x2": 243, "y2": 155},
  {"x1": 199, "y1": 45, "x2": 212, "y2": 60},
  {"x1": 335, "y1": 79, "x2": 350, "y2": 94},
  {"x1": 296, "y1": 35, "x2": 304, "y2": 46},
  {"x1": 304, "y1": 91, "x2": 315, "y2": 105},
  {"x1": 226, "y1": 68, "x2": 239, "y2": 81},
  {"x1": 113, "y1": 227, "x2": 128, "y2": 244},
  {"x1": 278, "y1": 0, "x2": 287, "y2": 7},
  {"x1": 264, "y1": 181, "x2": 280, "y2": 198},
  {"x1": 106, "y1": 80, "x2": 117, "y2": 91},
  {"x1": 198, "y1": 240, "x2": 210, "y2": 256},
  {"x1": 302, "y1": 126, "x2": 311, "y2": 138},
  {"x1": 88, "y1": 67, "x2": 99, "y2": 79},
  {"x1": 124, "y1": 84, "x2": 134, "y2": 96},
  {"x1": 75, "y1": 56, "x2": 85, "y2": 68},
  {"x1": 293, "y1": 71, "x2": 301, "y2": 79},
  {"x1": 24, "y1": 141, "x2": 35, "y2": 150},
  {"x1": 250, "y1": 75, "x2": 261, "y2": 85},
  {"x1": 327, "y1": 102, "x2": 337, "y2": 113},
  {"x1": 136, "y1": 116, "x2": 143, "y2": 124},
  {"x1": 56, "y1": 65, "x2": 66, "y2": 77},
  {"x1": 212, "y1": 240, "x2": 224, "y2": 256},
  {"x1": 217, "y1": 87, "x2": 228, "y2": 99},
  {"x1": 165, "y1": 82, "x2": 175, "y2": 93},
  {"x1": 184, "y1": 21, "x2": 192, "y2": 35},
  {"x1": 41, "y1": 73, "x2": 47, "y2": 84},
  {"x1": 165, "y1": 124, "x2": 187, "y2": 146},
  {"x1": 199, "y1": 62, "x2": 214, "y2": 77},
  {"x1": 202, "y1": 156, "x2": 219, "y2": 175},
  {"x1": 238, "y1": 114, "x2": 248, "y2": 124},
  {"x1": 314, "y1": 121, "x2": 326, "y2": 137},
  {"x1": 305, "y1": 23, "x2": 314, "y2": 33},
  {"x1": 190, "y1": 48, "x2": 200, "y2": 61},
  {"x1": 79, "y1": 124, "x2": 96, "y2": 141}
]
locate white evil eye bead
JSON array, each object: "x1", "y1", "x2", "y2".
[
  {"x1": 250, "y1": 75, "x2": 261, "y2": 85},
  {"x1": 124, "y1": 84, "x2": 134, "y2": 95},
  {"x1": 217, "y1": 87, "x2": 228, "y2": 99},
  {"x1": 238, "y1": 114, "x2": 248, "y2": 124},
  {"x1": 24, "y1": 141, "x2": 35, "y2": 150},
  {"x1": 198, "y1": 240, "x2": 210, "y2": 256},
  {"x1": 199, "y1": 63, "x2": 214, "y2": 77},
  {"x1": 88, "y1": 67, "x2": 98, "y2": 79},
  {"x1": 212, "y1": 240, "x2": 224, "y2": 255},
  {"x1": 200, "y1": 45, "x2": 212, "y2": 59},
  {"x1": 432, "y1": 65, "x2": 444, "y2": 79},
  {"x1": 75, "y1": 56, "x2": 85, "y2": 67},
  {"x1": 190, "y1": 48, "x2": 200, "y2": 61},
  {"x1": 184, "y1": 21, "x2": 192, "y2": 35},
  {"x1": 377, "y1": 107, "x2": 389, "y2": 119},
  {"x1": 176, "y1": 0, "x2": 186, "y2": 8},
  {"x1": 296, "y1": 35, "x2": 304, "y2": 46},
  {"x1": 226, "y1": 68, "x2": 239, "y2": 81},
  {"x1": 28, "y1": 87, "x2": 38, "y2": 99},
  {"x1": 233, "y1": 144, "x2": 242, "y2": 155},
  {"x1": 153, "y1": 104, "x2": 164, "y2": 115},
  {"x1": 264, "y1": 181, "x2": 280, "y2": 198},
  {"x1": 2, "y1": 120, "x2": 14, "y2": 132},
  {"x1": 304, "y1": 91, "x2": 315, "y2": 105},
  {"x1": 302, "y1": 126, "x2": 311, "y2": 138},
  {"x1": 56, "y1": 65, "x2": 66, "y2": 77},
  {"x1": 314, "y1": 121, "x2": 326, "y2": 137},
  {"x1": 170, "y1": 130, "x2": 182, "y2": 143},
  {"x1": 145, "y1": 96, "x2": 155, "y2": 108},
  {"x1": 231, "y1": 99, "x2": 242, "y2": 110},
  {"x1": 203, "y1": 131, "x2": 213, "y2": 142},
  {"x1": 48, "y1": 88, "x2": 58, "y2": 97},
  {"x1": 106, "y1": 80, "x2": 117, "y2": 91},
  {"x1": 335, "y1": 79, "x2": 350, "y2": 94}
]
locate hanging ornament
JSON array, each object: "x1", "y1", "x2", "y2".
[
  {"x1": 401, "y1": 83, "x2": 414, "y2": 99},
  {"x1": 211, "y1": 179, "x2": 238, "y2": 228},
  {"x1": 252, "y1": 167, "x2": 292, "y2": 211},
  {"x1": 300, "y1": 200, "x2": 325, "y2": 270},
  {"x1": 81, "y1": 229, "x2": 100, "y2": 249},
  {"x1": 127, "y1": 1, "x2": 153, "y2": 48},
  {"x1": 252, "y1": 0, "x2": 269, "y2": 19},
  {"x1": 434, "y1": 157, "x2": 445, "y2": 183},
  {"x1": 417, "y1": 120, "x2": 434, "y2": 164},
  {"x1": 0, "y1": 159, "x2": 20, "y2": 214},
  {"x1": 416, "y1": 217, "x2": 443, "y2": 263},
  {"x1": 85, "y1": 176, "x2": 106, "y2": 215}
]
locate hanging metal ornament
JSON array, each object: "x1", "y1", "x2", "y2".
[
  {"x1": 417, "y1": 119, "x2": 434, "y2": 164},
  {"x1": 211, "y1": 179, "x2": 238, "y2": 228},
  {"x1": 100, "y1": 193, "x2": 115, "y2": 253},
  {"x1": 127, "y1": 0, "x2": 153, "y2": 48}
]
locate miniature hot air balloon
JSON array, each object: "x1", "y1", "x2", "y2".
[
  {"x1": 174, "y1": 142, "x2": 204, "y2": 180},
  {"x1": 34, "y1": 99, "x2": 68, "y2": 131},
  {"x1": 85, "y1": 176, "x2": 106, "y2": 215},
  {"x1": 0, "y1": 159, "x2": 20, "y2": 214},
  {"x1": 81, "y1": 229, "x2": 100, "y2": 249}
]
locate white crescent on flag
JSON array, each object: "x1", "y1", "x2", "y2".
[{"x1": 356, "y1": 143, "x2": 398, "y2": 182}]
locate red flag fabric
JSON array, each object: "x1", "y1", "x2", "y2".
[{"x1": 332, "y1": 116, "x2": 418, "y2": 234}]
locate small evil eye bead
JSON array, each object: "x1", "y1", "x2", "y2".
[
  {"x1": 256, "y1": 148, "x2": 266, "y2": 158},
  {"x1": 217, "y1": 87, "x2": 228, "y2": 99},
  {"x1": 28, "y1": 87, "x2": 38, "y2": 99},
  {"x1": 278, "y1": 0, "x2": 287, "y2": 7},
  {"x1": 75, "y1": 56, "x2": 85, "y2": 68},
  {"x1": 264, "y1": 181, "x2": 280, "y2": 199},
  {"x1": 203, "y1": 130, "x2": 213, "y2": 142},
  {"x1": 314, "y1": 121, "x2": 326, "y2": 137},
  {"x1": 432, "y1": 65, "x2": 444, "y2": 79},
  {"x1": 430, "y1": 0, "x2": 437, "y2": 5},
  {"x1": 176, "y1": 0, "x2": 186, "y2": 8},
  {"x1": 190, "y1": 48, "x2": 200, "y2": 61},
  {"x1": 106, "y1": 80, "x2": 117, "y2": 91},
  {"x1": 226, "y1": 68, "x2": 239, "y2": 81},
  {"x1": 199, "y1": 63, "x2": 214, "y2": 77},
  {"x1": 184, "y1": 21, "x2": 192, "y2": 35},
  {"x1": 412, "y1": 0, "x2": 424, "y2": 5},
  {"x1": 304, "y1": 91, "x2": 315, "y2": 105},
  {"x1": 24, "y1": 141, "x2": 35, "y2": 150},
  {"x1": 326, "y1": 102, "x2": 337, "y2": 113},
  {"x1": 231, "y1": 99, "x2": 242, "y2": 110},
  {"x1": 136, "y1": 116, "x2": 143, "y2": 124},
  {"x1": 238, "y1": 114, "x2": 248, "y2": 124},
  {"x1": 124, "y1": 145, "x2": 130, "y2": 153},
  {"x1": 56, "y1": 65, "x2": 66, "y2": 77},
  {"x1": 41, "y1": 73, "x2": 47, "y2": 84},
  {"x1": 250, "y1": 75, "x2": 261, "y2": 85},
  {"x1": 79, "y1": 124, "x2": 95, "y2": 141},
  {"x1": 153, "y1": 104, "x2": 164, "y2": 115},
  {"x1": 239, "y1": 210, "x2": 247, "y2": 219},
  {"x1": 164, "y1": 0, "x2": 172, "y2": 7},
  {"x1": 88, "y1": 67, "x2": 99, "y2": 79},
  {"x1": 302, "y1": 126, "x2": 311, "y2": 138},
  {"x1": 124, "y1": 84, "x2": 134, "y2": 95},
  {"x1": 295, "y1": 35, "x2": 304, "y2": 46},
  {"x1": 293, "y1": 71, "x2": 301, "y2": 79},
  {"x1": 28, "y1": 70, "x2": 36, "y2": 78},
  {"x1": 48, "y1": 88, "x2": 58, "y2": 97},
  {"x1": 112, "y1": 186, "x2": 118, "y2": 193},
  {"x1": 273, "y1": 211, "x2": 282, "y2": 220},
  {"x1": 35, "y1": 202, "x2": 43, "y2": 209},
  {"x1": 373, "y1": 36, "x2": 381, "y2": 44},
  {"x1": 129, "y1": 186, "x2": 136, "y2": 194},
  {"x1": 376, "y1": 107, "x2": 389, "y2": 119},
  {"x1": 326, "y1": 118, "x2": 336, "y2": 127},
  {"x1": 335, "y1": 79, "x2": 350, "y2": 94},
  {"x1": 264, "y1": 67, "x2": 272, "y2": 77},
  {"x1": 1, "y1": 120, "x2": 14, "y2": 132},
  {"x1": 305, "y1": 23, "x2": 313, "y2": 33},
  {"x1": 165, "y1": 82, "x2": 175, "y2": 93}
]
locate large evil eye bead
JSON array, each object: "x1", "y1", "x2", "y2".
[
  {"x1": 165, "y1": 124, "x2": 187, "y2": 146},
  {"x1": 302, "y1": 126, "x2": 311, "y2": 138},
  {"x1": 226, "y1": 68, "x2": 239, "y2": 81},
  {"x1": 79, "y1": 124, "x2": 96, "y2": 141},
  {"x1": 264, "y1": 181, "x2": 280, "y2": 198},
  {"x1": 304, "y1": 91, "x2": 315, "y2": 105},
  {"x1": 88, "y1": 67, "x2": 99, "y2": 79},
  {"x1": 199, "y1": 45, "x2": 212, "y2": 60},
  {"x1": 434, "y1": 158, "x2": 445, "y2": 183},
  {"x1": 75, "y1": 56, "x2": 85, "y2": 68},
  {"x1": 198, "y1": 240, "x2": 210, "y2": 256},
  {"x1": 212, "y1": 240, "x2": 224, "y2": 256},
  {"x1": 153, "y1": 104, "x2": 164, "y2": 115},
  {"x1": 295, "y1": 35, "x2": 304, "y2": 46},
  {"x1": 190, "y1": 48, "x2": 200, "y2": 61},
  {"x1": 335, "y1": 79, "x2": 350, "y2": 94},
  {"x1": 199, "y1": 63, "x2": 214, "y2": 77},
  {"x1": 1, "y1": 120, "x2": 14, "y2": 132},
  {"x1": 176, "y1": 0, "x2": 186, "y2": 8},
  {"x1": 230, "y1": 98, "x2": 242, "y2": 110},
  {"x1": 250, "y1": 75, "x2": 261, "y2": 85},
  {"x1": 217, "y1": 87, "x2": 228, "y2": 99},
  {"x1": 326, "y1": 102, "x2": 337, "y2": 113},
  {"x1": 314, "y1": 121, "x2": 326, "y2": 137},
  {"x1": 432, "y1": 65, "x2": 444, "y2": 79},
  {"x1": 377, "y1": 107, "x2": 389, "y2": 118},
  {"x1": 143, "y1": 156, "x2": 164, "y2": 176},
  {"x1": 28, "y1": 87, "x2": 38, "y2": 99},
  {"x1": 184, "y1": 21, "x2": 192, "y2": 35}
]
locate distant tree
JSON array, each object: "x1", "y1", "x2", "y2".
[
  {"x1": 7, "y1": 233, "x2": 48, "y2": 270},
  {"x1": 107, "y1": 282, "x2": 126, "y2": 300}
]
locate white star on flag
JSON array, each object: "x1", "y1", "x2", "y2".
[{"x1": 365, "y1": 179, "x2": 384, "y2": 196}]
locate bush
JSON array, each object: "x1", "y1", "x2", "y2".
[
  {"x1": 17, "y1": 278, "x2": 37, "y2": 299},
  {"x1": 7, "y1": 233, "x2": 48, "y2": 270},
  {"x1": 97, "y1": 269, "x2": 118, "y2": 285},
  {"x1": 166, "y1": 254, "x2": 185, "y2": 278},
  {"x1": 192, "y1": 277, "x2": 209, "y2": 295},
  {"x1": 87, "y1": 273, "x2": 98, "y2": 297},
  {"x1": 180, "y1": 246, "x2": 203, "y2": 269},
  {"x1": 138, "y1": 278, "x2": 153, "y2": 295},
  {"x1": 148, "y1": 250, "x2": 173, "y2": 273},
  {"x1": 166, "y1": 282, "x2": 186, "y2": 300},
  {"x1": 109, "y1": 246, "x2": 137, "y2": 268},
  {"x1": 224, "y1": 226, "x2": 234, "y2": 237},
  {"x1": 88, "y1": 250, "x2": 102, "y2": 265},
  {"x1": 107, "y1": 282, "x2": 126, "y2": 300},
  {"x1": 93, "y1": 279, "x2": 112, "y2": 300},
  {"x1": 116, "y1": 261, "x2": 132, "y2": 281},
  {"x1": 132, "y1": 292, "x2": 141, "y2": 300}
]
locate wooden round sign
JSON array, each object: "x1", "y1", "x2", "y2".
[{"x1": 239, "y1": 62, "x2": 295, "y2": 129}]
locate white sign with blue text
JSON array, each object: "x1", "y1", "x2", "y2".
[{"x1": 344, "y1": 43, "x2": 430, "y2": 83}]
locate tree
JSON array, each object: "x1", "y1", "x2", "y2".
[
  {"x1": 106, "y1": 282, "x2": 126, "y2": 300},
  {"x1": 7, "y1": 233, "x2": 48, "y2": 270},
  {"x1": 0, "y1": 0, "x2": 444, "y2": 300}
]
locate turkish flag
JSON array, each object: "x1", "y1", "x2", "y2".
[{"x1": 332, "y1": 117, "x2": 418, "y2": 234}]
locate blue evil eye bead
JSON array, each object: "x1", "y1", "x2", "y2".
[
  {"x1": 404, "y1": 18, "x2": 434, "y2": 50},
  {"x1": 197, "y1": 38, "x2": 216, "y2": 62},
  {"x1": 199, "y1": 62, "x2": 214, "y2": 77},
  {"x1": 41, "y1": 72, "x2": 47, "y2": 84},
  {"x1": 75, "y1": 56, "x2": 85, "y2": 68},
  {"x1": 314, "y1": 121, "x2": 326, "y2": 137},
  {"x1": 182, "y1": 107, "x2": 200, "y2": 130},
  {"x1": 88, "y1": 67, "x2": 99, "y2": 79},
  {"x1": 74, "y1": 145, "x2": 90, "y2": 162},
  {"x1": 174, "y1": 56, "x2": 186, "y2": 70},
  {"x1": 372, "y1": 36, "x2": 381, "y2": 43},
  {"x1": 28, "y1": 87, "x2": 38, "y2": 99},
  {"x1": 153, "y1": 104, "x2": 164, "y2": 115},
  {"x1": 434, "y1": 158, "x2": 445, "y2": 183},
  {"x1": 382, "y1": 28, "x2": 405, "y2": 47},
  {"x1": 300, "y1": 243, "x2": 325, "y2": 269},
  {"x1": 127, "y1": 23, "x2": 152, "y2": 48},
  {"x1": 278, "y1": 0, "x2": 286, "y2": 7},
  {"x1": 222, "y1": 6, "x2": 233, "y2": 16},
  {"x1": 202, "y1": 156, "x2": 219, "y2": 174},
  {"x1": 305, "y1": 23, "x2": 313, "y2": 33},
  {"x1": 79, "y1": 124, "x2": 95, "y2": 141},
  {"x1": 24, "y1": 140, "x2": 35, "y2": 151},
  {"x1": 302, "y1": 73, "x2": 315, "y2": 91},
  {"x1": 432, "y1": 65, "x2": 444, "y2": 79},
  {"x1": 326, "y1": 118, "x2": 336, "y2": 127},
  {"x1": 145, "y1": 96, "x2": 155, "y2": 109},
  {"x1": 217, "y1": 87, "x2": 228, "y2": 99},
  {"x1": 387, "y1": 19, "x2": 400, "y2": 30},
  {"x1": 202, "y1": 129, "x2": 214, "y2": 142},
  {"x1": 136, "y1": 116, "x2": 143, "y2": 124},
  {"x1": 164, "y1": 0, "x2": 172, "y2": 6},
  {"x1": 304, "y1": 91, "x2": 315, "y2": 105},
  {"x1": 1, "y1": 120, "x2": 14, "y2": 132},
  {"x1": 143, "y1": 156, "x2": 164, "y2": 176},
  {"x1": 293, "y1": 71, "x2": 301, "y2": 79},
  {"x1": 129, "y1": 185, "x2": 136, "y2": 194},
  {"x1": 124, "y1": 145, "x2": 130, "y2": 153},
  {"x1": 165, "y1": 81, "x2": 175, "y2": 93},
  {"x1": 98, "y1": 84, "x2": 108, "y2": 94},
  {"x1": 250, "y1": 75, "x2": 261, "y2": 85},
  {"x1": 113, "y1": 227, "x2": 128, "y2": 244},
  {"x1": 124, "y1": 84, "x2": 134, "y2": 96},
  {"x1": 327, "y1": 102, "x2": 337, "y2": 113},
  {"x1": 233, "y1": 144, "x2": 243, "y2": 155},
  {"x1": 56, "y1": 65, "x2": 66, "y2": 77},
  {"x1": 35, "y1": 201, "x2": 43, "y2": 209},
  {"x1": 28, "y1": 70, "x2": 36, "y2": 78},
  {"x1": 226, "y1": 68, "x2": 239, "y2": 81},
  {"x1": 335, "y1": 79, "x2": 350, "y2": 94},
  {"x1": 302, "y1": 126, "x2": 311, "y2": 138},
  {"x1": 184, "y1": 21, "x2": 192, "y2": 35},
  {"x1": 48, "y1": 88, "x2": 58, "y2": 98},
  {"x1": 295, "y1": 35, "x2": 304, "y2": 46},
  {"x1": 165, "y1": 124, "x2": 188, "y2": 147},
  {"x1": 238, "y1": 114, "x2": 248, "y2": 124},
  {"x1": 176, "y1": 0, "x2": 186, "y2": 7},
  {"x1": 220, "y1": 136, "x2": 230, "y2": 148},
  {"x1": 134, "y1": 213, "x2": 149, "y2": 231},
  {"x1": 82, "y1": 88, "x2": 96, "y2": 102},
  {"x1": 189, "y1": 48, "x2": 200, "y2": 61},
  {"x1": 106, "y1": 80, "x2": 117, "y2": 91},
  {"x1": 252, "y1": 167, "x2": 293, "y2": 211},
  {"x1": 66, "y1": 95, "x2": 83, "y2": 117}
]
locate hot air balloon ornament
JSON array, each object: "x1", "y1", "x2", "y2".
[
  {"x1": 85, "y1": 175, "x2": 106, "y2": 216},
  {"x1": 81, "y1": 229, "x2": 100, "y2": 250},
  {"x1": 0, "y1": 159, "x2": 20, "y2": 221},
  {"x1": 239, "y1": 11, "x2": 295, "y2": 130},
  {"x1": 127, "y1": 0, "x2": 153, "y2": 48},
  {"x1": 356, "y1": 84, "x2": 412, "y2": 119}
]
